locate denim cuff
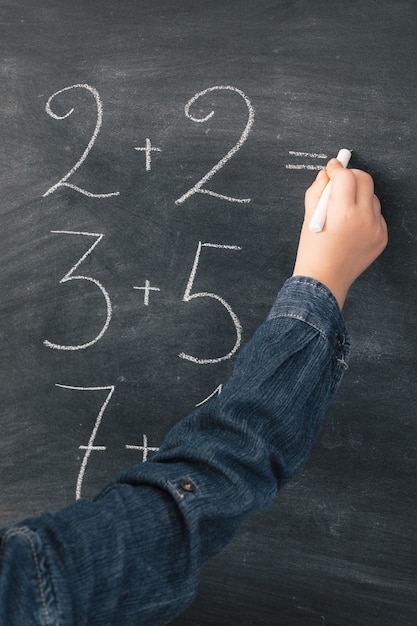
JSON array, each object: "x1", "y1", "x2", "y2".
[{"x1": 268, "y1": 276, "x2": 350, "y2": 362}]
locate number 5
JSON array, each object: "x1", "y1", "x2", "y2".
[{"x1": 179, "y1": 242, "x2": 242, "y2": 364}]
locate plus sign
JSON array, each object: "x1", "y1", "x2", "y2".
[
  {"x1": 134, "y1": 138, "x2": 162, "y2": 171},
  {"x1": 126, "y1": 434, "x2": 160, "y2": 463},
  {"x1": 79, "y1": 444, "x2": 107, "y2": 452},
  {"x1": 133, "y1": 279, "x2": 161, "y2": 306}
]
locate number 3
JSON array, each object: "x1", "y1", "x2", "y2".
[{"x1": 44, "y1": 231, "x2": 112, "y2": 351}]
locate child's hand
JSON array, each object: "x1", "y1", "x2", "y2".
[{"x1": 292, "y1": 158, "x2": 388, "y2": 308}]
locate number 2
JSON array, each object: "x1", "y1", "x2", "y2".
[
  {"x1": 175, "y1": 85, "x2": 255, "y2": 205},
  {"x1": 43, "y1": 83, "x2": 119, "y2": 199}
]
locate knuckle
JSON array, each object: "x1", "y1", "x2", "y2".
[{"x1": 357, "y1": 170, "x2": 374, "y2": 187}]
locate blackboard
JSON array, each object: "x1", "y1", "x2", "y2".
[{"x1": 0, "y1": 0, "x2": 416, "y2": 624}]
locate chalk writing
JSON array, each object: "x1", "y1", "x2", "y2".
[
  {"x1": 175, "y1": 85, "x2": 254, "y2": 205},
  {"x1": 126, "y1": 435, "x2": 160, "y2": 462},
  {"x1": 285, "y1": 150, "x2": 327, "y2": 170},
  {"x1": 134, "y1": 138, "x2": 162, "y2": 171},
  {"x1": 41, "y1": 84, "x2": 259, "y2": 498},
  {"x1": 179, "y1": 242, "x2": 242, "y2": 364},
  {"x1": 56, "y1": 384, "x2": 115, "y2": 500},
  {"x1": 133, "y1": 279, "x2": 161, "y2": 306},
  {"x1": 195, "y1": 384, "x2": 223, "y2": 407},
  {"x1": 43, "y1": 83, "x2": 120, "y2": 198},
  {"x1": 44, "y1": 231, "x2": 112, "y2": 351}
]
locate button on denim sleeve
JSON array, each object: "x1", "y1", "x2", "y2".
[{"x1": 0, "y1": 277, "x2": 350, "y2": 626}]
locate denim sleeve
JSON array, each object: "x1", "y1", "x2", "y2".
[{"x1": 0, "y1": 277, "x2": 350, "y2": 626}]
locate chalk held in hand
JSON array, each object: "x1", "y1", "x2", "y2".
[{"x1": 309, "y1": 148, "x2": 352, "y2": 233}]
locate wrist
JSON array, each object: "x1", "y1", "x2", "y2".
[{"x1": 292, "y1": 269, "x2": 348, "y2": 309}]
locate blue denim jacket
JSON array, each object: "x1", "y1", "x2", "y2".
[{"x1": 0, "y1": 277, "x2": 350, "y2": 625}]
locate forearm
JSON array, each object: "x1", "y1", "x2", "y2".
[
  {"x1": 139, "y1": 276, "x2": 349, "y2": 524},
  {"x1": 0, "y1": 277, "x2": 350, "y2": 626}
]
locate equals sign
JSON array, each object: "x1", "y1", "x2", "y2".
[{"x1": 285, "y1": 151, "x2": 327, "y2": 170}]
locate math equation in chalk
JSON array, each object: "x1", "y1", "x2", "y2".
[
  {"x1": 43, "y1": 83, "x2": 255, "y2": 204},
  {"x1": 41, "y1": 82, "x2": 326, "y2": 499}
]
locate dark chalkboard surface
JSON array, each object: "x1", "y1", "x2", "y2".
[{"x1": 0, "y1": 0, "x2": 416, "y2": 624}]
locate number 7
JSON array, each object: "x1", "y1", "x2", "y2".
[
  {"x1": 179, "y1": 242, "x2": 242, "y2": 364},
  {"x1": 56, "y1": 384, "x2": 115, "y2": 500}
]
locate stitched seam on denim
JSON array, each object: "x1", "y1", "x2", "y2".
[
  {"x1": 167, "y1": 480, "x2": 185, "y2": 499},
  {"x1": 268, "y1": 313, "x2": 327, "y2": 340},
  {"x1": 270, "y1": 313, "x2": 348, "y2": 368},
  {"x1": 3, "y1": 527, "x2": 52, "y2": 626},
  {"x1": 289, "y1": 278, "x2": 337, "y2": 301}
]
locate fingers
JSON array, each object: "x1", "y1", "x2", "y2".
[
  {"x1": 326, "y1": 157, "x2": 345, "y2": 176},
  {"x1": 351, "y1": 169, "x2": 376, "y2": 208},
  {"x1": 327, "y1": 159, "x2": 387, "y2": 248},
  {"x1": 372, "y1": 193, "x2": 381, "y2": 213},
  {"x1": 305, "y1": 157, "x2": 384, "y2": 223},
  {"x1": 327, "y1": 159, "x2": 357, "y2": 205},
  {"x1": 304, "y1": 168, "x2": 329, "y2": 213},
  {"x1": 306, "y1": 157, "x2": 356, "y2": 211},
  {"x1": 373, "y1": 195, "x2": 388, "y2": 246},
  {"x1": 327, "y1": 159, "x2": 377, "y2": 211}
]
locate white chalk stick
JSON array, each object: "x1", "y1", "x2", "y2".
[{"x1": 308, "y1": 148, "x2": 352, "y2": 233}]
